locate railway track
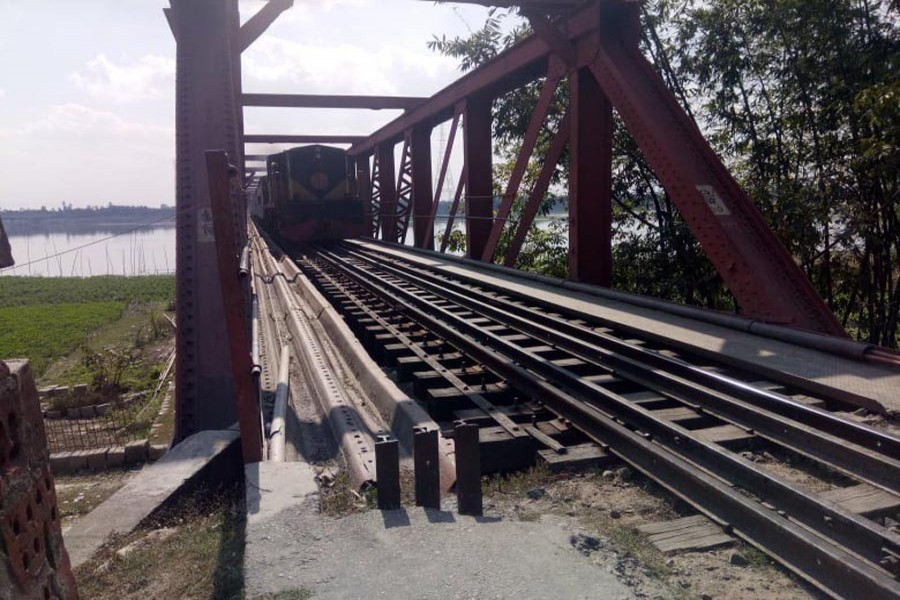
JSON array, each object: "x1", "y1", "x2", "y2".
[{"x1": 288, "y1": 241, "x2": 900, "y2": 600}]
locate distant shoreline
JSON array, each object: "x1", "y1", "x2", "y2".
[{"x1": 1, "y1": 205, "x2": 175, "y2": 236}]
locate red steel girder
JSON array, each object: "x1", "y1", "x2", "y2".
[
  {"x1": 583, "y1": 3, "x2": 845, "y2": 334},
  {"x1": 169, "y1": 0, "x2": 243, "y2": 440},
  {"x1": 376, "y1": 144, "x2": 397, "y2": 241},
  {"x1": 482, "y1": 59, "x2": 565, "y2": 263},
  {"x1": 369, "y1": 152, "x2": 383, "y2": 238},
  {"x1": 205, "y1": 150, "x2": 263, "y2": 463},
  {"x1": 245, "y1": 134, "x2": 366, "y2": 145},
  {"x1": 239, "y1": 0, "x2": 293, "y2": 52},
  {"x1": 441, "y1": 168, "x2": 468, "y2": 254},
  {"x1": 348, "y1": 2, "x2": 604, "y2": 157},
  {"x1": 410, "y1": 125, "x2": 434, "y2": 248},
  {"x1": 569, "y1": 65, "x2": 613, "y2": 286},
  {"x1": 0, "y1": 217, "x2": 12, "y2": 268},
  {"x1": 422, "y1": 110, "x2": 463, "y2": 250},
  {"x1": 356, "y1": 154, "x2": 374, "y2": 238},
  {"x1": 242, "y1": 93, "x2": 426, "y2": 110},
  {"x1": 463, "y1": 95, "x2": 494, "y2": 260},
  {"x1": 503, "y1": 112, "x2": 570, "y2": 268}
]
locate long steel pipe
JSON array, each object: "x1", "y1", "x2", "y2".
[{"x1": 268, "y1": 345, "x2": 291, "y2": 462}]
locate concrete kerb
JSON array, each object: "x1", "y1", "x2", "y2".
[
  {"x1": 64, "y1": 428, "x2": 242, "y2": 568},
  {"x1": 287, "y1": 259, "x2": 457, "y2": 492}
]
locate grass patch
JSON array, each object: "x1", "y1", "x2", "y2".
[
  {"x1": 483, "y1": 464, "x2": 555, "y2": 497},
  {"x1": 0, "y1": 302, "x2": 124, "y2": 376},
  {"x1": 319, "y1": 470, "x2": 376, "y2": 517},
  {"x1": 76, "y1": 483, "x2": 246, "y2": 600},
  {"x1": 0, "y1": 275, "x2": 175, "y2": 308}
]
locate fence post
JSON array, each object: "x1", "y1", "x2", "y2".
[{"x1": 414, "y1": 428, "x2": 441, "y2": 509}]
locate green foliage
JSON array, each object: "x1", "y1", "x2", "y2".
[
  {"x1": 80, "y1": 345, "x2": 139, "y2": 391},
  {"x1": 430, "y1": 1, "x2": 900, "y2": 344},
  {"x1": 0, "y1": 302, "x2": 124, "y2": 376},
  {"x1": 0, "y1": 275, "x2": 175, "y2": 308}
]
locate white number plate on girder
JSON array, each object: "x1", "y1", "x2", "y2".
[{"x1": 696, "y1": 185, "x2": 731, "y2": 216}]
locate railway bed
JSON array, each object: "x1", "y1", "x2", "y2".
[{"x1": 279, "y1": 240, "x2": 900, "y2": 600}]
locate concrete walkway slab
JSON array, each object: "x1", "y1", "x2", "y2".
[
  {"x1": 64, "y1": 429, "x2": 240, "y2": 567},
  {"x1": 244, "y1": 496, "x2": 649, "y2": 600}
]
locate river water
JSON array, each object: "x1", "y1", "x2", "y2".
[
  {"x1": 1, "y1": 227, "x2": 176, "y2": 277},
  {"x1": 0, "y1": 216, "x2": 566, "y2": 278}
]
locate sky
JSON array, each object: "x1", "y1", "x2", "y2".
[{"x1": 0, "y1": 0, "x2": 504, "y2": 210}]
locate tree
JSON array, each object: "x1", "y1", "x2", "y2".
[{"x1": 430, "y1": 0, "x2": 900, "y2": 344}]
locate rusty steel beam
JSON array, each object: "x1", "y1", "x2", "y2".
[
  {"x1": 205, "y1": 150, "x2": 263, "y2": 463},
  {"x1": 356, "y1": 154, "x2": 374, "y2": 238},
  {"x1": 464, "y1": 95, "x2": 494, "y2": 260},
  {"x1": 482, "y1": 60, "x2": 564, "y2": 263},
  {"x1": 169, "y1": 0, "x2": 243, "y2": 440},
  {"x1": 348, "y1": 1, "x2": 602, "y2": 156},
  {"x1": 410, "y1": 125, "x2": 434, "y2": 247},
  {"x1": 376, "y1": 144, "x2": 398, "y2": 241},
  {"x1": 584, "y1": 3, "x2": 845, "y2": 334},
  {"x1": 245, "y1": 134, "x2": 366, "y2": 144},
  {"x1": 422, "y1": 110, "x2": 462, "y2": 250},
  {"x1": 504, "y1": 112, "x2": 570, "y2": 268},
  {"x1": 569, "y1": 65, "x2": 613, "y2": 286},
  {"x1": 239, "y1": 0, "x2": 293, "y2": 53},
  {"x1": 242, "y1": 93, "x2": 426, "y2": 110}
]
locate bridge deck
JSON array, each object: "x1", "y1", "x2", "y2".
[{"x1": 351, "y1": 239, "x2": 900, "y2": 414}]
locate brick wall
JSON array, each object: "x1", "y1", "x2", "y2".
[{"x1": 1, "y1": 360, "x2": 79, "y2": 600}]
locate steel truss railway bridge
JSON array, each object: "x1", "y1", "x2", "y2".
[{"x1": 163, "y1": 1, "x2": 900, "y2": 598}]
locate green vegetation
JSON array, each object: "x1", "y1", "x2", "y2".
[
  {"x1": 0, "y1": 302, "x2": 124, "y2": 376},
  {"x1": 0, "y1": 275, "x2": 174, "y2": 308},
  {"x1": 76, "y1": 483, "x2": 246, "y2": 600},
  {"x1": 430, "y1": 0, "x2": 900, "y2": 345},
  {"x1": 0, "y1": 275, "x2": 175, "y2": 380}
]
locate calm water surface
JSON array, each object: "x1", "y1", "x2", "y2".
[{"x1": 1, "y1": 227, "x2": 175, "y2": 277}]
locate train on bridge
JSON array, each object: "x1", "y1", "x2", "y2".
[{"x1": 251, "y1": 145, "x2": 365, "y2": 244}]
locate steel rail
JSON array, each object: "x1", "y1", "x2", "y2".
[
  {"x1": 348, "y1": 242, "x2": 899, "y2": 456},
  {"x1": 309, "y1": 247, "x2": 900, "y2": 600},
  {"x1": 326, "y1": 247, "x2": 900, "y2": 558},
  {"x1": 342, "y1": 244, "x2": 900, "y2": 490},
  {"x1": 295, "y1": 255, "x2": 528, "y2": 440}
]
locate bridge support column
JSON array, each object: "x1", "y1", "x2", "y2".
[
  {"x1": 463, "y1": 94, "x2": 493, "y2": 260},
  {"x1": 356, "y1": 154, "x2": 373, "y2": 238},
  {"x1": 411, "y1": 125, "x2": 434, "y2": 248},
  {"x1": 169, "y1": 0, "x2": 243, "y2": 440},
  {"x1": 569, "y1": 65, "x2": 613, "y2": 287}
]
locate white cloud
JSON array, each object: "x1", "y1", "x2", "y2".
[
  {"x1": 0, "y1": 103, "x2": 171, "y2": 139},
  {"x1": 69, "y1": 54, "x2": 175, "y2": 102},
  {"x1": 243, "y1": 36, "x2": 458, "y2": 96}
]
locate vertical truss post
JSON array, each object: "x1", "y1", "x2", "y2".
[
  {"x1": 356, "y1": 153, "x2": 373, "y2": 238},
  {"x1": 205, "y1": 150, "x2": 263, "y2": 463},
  {"x1": 569, "y1": 66, "x2": 613, "y2": 286},
  {"x1": 170, "y1": 0, "x2": 242, "y2": 440},
  {"x1": 376, "y1": 143, "x2": 397, "y2": 242},
  {"x1": 411, "y1": 125, "x2": 434, "y2": 248},
  {"x1": 463, "y1": 94, "x2": 493, "y2": 260}
]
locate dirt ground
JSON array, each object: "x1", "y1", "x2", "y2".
[
  {"x1": 481, "y1": 465, "x2": 823, "y2": 600},
  {"x1": 56, "y1": 468, "x2": 136, "y2": 529}
]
